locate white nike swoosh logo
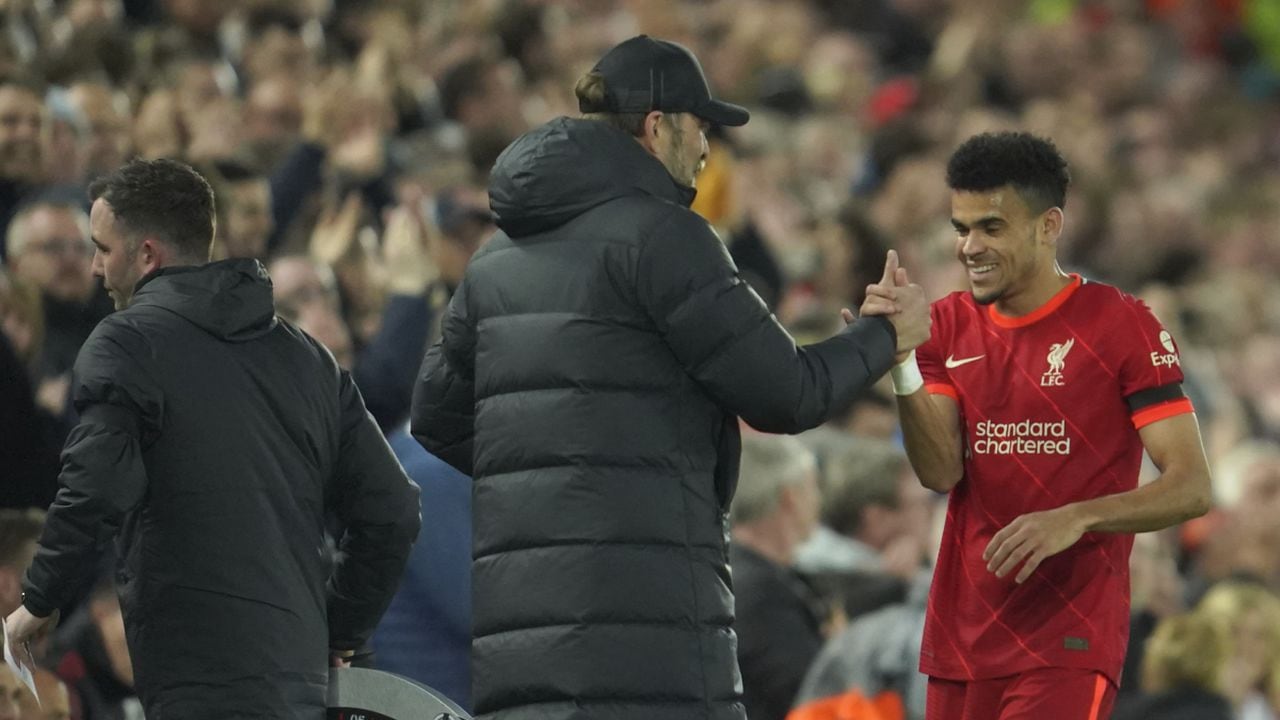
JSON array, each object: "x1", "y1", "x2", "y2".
[{"x1": 945, "y1": 354, "x2": 985, "y2": 369}]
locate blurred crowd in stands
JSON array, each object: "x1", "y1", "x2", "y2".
[{"x1": 1, "y1": 0, "x2": 1279, "y2": 718}]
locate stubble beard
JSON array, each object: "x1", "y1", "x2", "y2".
[
  {"x1": 970, "y1": 228, "x2": 1038, "y2": 307},
  {"x1": 660, "y1": 117, "x2": 700, "y2": 188}
]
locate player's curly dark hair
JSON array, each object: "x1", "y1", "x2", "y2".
[{"x1": 946, "y1": 132, "x2": 1070, "y2": 213}]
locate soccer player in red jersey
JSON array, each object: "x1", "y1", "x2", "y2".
[{"x1": 866, "y1": 132, "x2": 1213, "y2": 720}]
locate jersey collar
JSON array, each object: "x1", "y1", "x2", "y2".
[{"x1": 988, "y1": 273, "x2": 1084, "y2": 329}]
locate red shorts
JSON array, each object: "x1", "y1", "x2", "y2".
[{"x1": 926, "y1": 668, "x2": 1116, "y2": 720}]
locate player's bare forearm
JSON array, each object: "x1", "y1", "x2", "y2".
[
  {"x1": 897, "y1": 389, "x2": 964, "y2": 492},
  {"x1": 1065, "y1": 466, "x2": 1211, "y2": 534},
  {"x1": 1073, "y1": 413, "x2": 1212, "y2": 533},
  {"x1": 986, "y1": 413, "x2": 1212, "y2": 584}
]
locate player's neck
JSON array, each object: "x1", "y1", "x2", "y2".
[{"x1": 993, "y1": 266, "x2": 1072, "y2": 318}]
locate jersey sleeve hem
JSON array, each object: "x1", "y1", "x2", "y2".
[
  {"x1": 925, "y1": 382, "x2": 958, "y2": 400},
  {"x1": 1131, "y1": 398, "x2": 1194, "y2": 429}
]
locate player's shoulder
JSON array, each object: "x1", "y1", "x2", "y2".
[
  {"x1": 1072, "y1": 277, "x2": 1164, "y2": 327},
  {"x1": 1075, "y1": 276, "x2": 1143, "y2": 308},
  {"x1": 86, "y1": 307, "x2": 157, "y2": 354}
]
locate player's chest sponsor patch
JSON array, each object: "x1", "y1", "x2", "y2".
[{"x1": 971, "y1": 417, "x2": 1072, "y2": 456}]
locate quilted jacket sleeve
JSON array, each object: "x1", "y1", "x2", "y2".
[
  {"x1": 636, "y1": 208, "x2": 897, "y2": 434},
  {"x1": 410, "y1": 278, "x2": 477, "y2": 476},
  {"x1": 326, "y1": 368, "x2": 422, "y2": 650},
  {"x1": 23, "y1": 318, "x2": 160, "y2": 616}
]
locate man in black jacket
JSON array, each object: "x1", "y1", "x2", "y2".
[
  {"x1": 412, "y1": 35, "x2": 930, "y2": 720},
  {"x1": 5, "y1": 159, "x2": 421, "y2": 719}
]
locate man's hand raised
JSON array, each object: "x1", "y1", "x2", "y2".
[{"x1": 859, "y1": 250, "x2": 930, "y2": 357}]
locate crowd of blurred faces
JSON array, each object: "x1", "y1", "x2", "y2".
[{"x1": 2, "y1": 0, "x2": 1280, "y2": 718}]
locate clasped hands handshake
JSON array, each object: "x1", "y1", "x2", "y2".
[{"x1": 842, "y1": 250, "x2": 931, "y2": 358}]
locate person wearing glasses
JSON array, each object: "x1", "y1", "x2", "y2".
[{"x1": 3, "y1": 197, "x2": 110, "y2": 435}]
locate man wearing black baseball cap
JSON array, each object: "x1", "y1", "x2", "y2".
[
  {"x1": 573, "y1": 34, "x2": 750, "y2": 190},
  {"x1": 580, "y1": 34, "x2": 751, "y2": 129},
  {"x1": 414, "y1": 34, "x2": 929, "y2": 720}
]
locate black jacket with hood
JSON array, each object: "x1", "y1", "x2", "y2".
[
  {"x1": 23, "y1": 259, "x2": 421, "y2": 719},
  {"x1": 412, "y1": 117, "x2": 897, "y2": 720}
]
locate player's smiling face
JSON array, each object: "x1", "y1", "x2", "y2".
[{"x1": 950, "y1": 187, "x2": 1051, "y2": 307}]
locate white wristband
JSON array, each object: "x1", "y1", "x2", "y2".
[{"x1": 890, "y1": 351, "x2": 924, "y2": 396}]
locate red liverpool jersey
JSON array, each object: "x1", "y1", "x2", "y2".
[{"x1": 916, "y1": 274, "x2": 1193, "y2": 685}]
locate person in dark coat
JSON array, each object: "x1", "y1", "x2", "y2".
[
  {"x1": 412, "y1": 35, "x2": 931, "y2": 720},
  {"x1": 5, "y1": 158, "x2": 421, "y2": 720},
  {"x1": 0, "y1": 329, "x2": 61, "y2": 508}
]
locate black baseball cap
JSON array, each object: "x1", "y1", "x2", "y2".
[{"x1": 580, "y1": 35, "x2": 750, "y2": 127}]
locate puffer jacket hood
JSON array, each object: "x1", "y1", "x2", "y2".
[
  {"x1": 131, "y1": 258, "x2": 277, "y2": 342},
  {"x1": 488, "y1": 116, "x2": 696, "y2": 237}
]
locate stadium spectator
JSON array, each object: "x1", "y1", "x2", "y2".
[
  {"x1": 796, "y1": 437, "x2": 931, "y2": 582},
  {"x1": 0, "y1": 668, "x2": 23, "y2": 720},
  {"x1": 0, "y1": 76, "x2": 45, "y2": 263},
  {"x1": 0, "y1": 509, "x2": 44, "y2": 614},
  {"x1": 730, "y1": 433, "x2": 828, "y2": 720},
  {"x1": 44, "y1": 578, "x2": 138, "y2": 720},
  {"x1": 1112, "y1": 612, "x2": 1233, "y2": 720},
  {"x1": 4, "y1": 198, "x2": 108, "y2": 426},
  {"x1": 207, "y1": 160, "x2": 274, "y2": 261},
  {"x1": 16, "y1": 667, "x2": 72, "y2": 720}
]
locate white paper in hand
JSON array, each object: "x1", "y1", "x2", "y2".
[{"x1": 2, "y1": 617, "x2": 39, "y2": 705}]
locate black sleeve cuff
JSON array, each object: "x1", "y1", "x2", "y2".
[
  {"x1": 20, "y1": 587, "x2": 56, "y2": 619},
  {"x1": 861, "y1": 315, "x2": 897, "y2": 352},
  {"x1": 843, "y1": 315, "x2": 898, "y2": 381}
]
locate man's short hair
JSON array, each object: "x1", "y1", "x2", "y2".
[
  {"x1": 819, "y1": 439, "x2": 907, "y2": 537},
  {"x1": 0, "y1": 508, "x2": 45, "y2": 569},
  {"x1": 4, "y1": 198, "x2": 90, "y2": 259},
  {"x1": 946, "y1": 131, "x2": 1071, "y2": 214},
  {"x1": 732, "y1": 434, "x2": 816, "y2": 526},
  {"x1": 88, "y1": 158, "x2": 216, "y2": 263}
]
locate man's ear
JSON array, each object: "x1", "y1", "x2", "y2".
[
  {"x1": 137, "y1": 238, "x2": 166, "y2": 273},
  {"x1": 638, "y1": 110, "x2": 665, "y2": 154},
  {"x1": 1041, "y1": 207, "x2": 1065, "y2": 245}
]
